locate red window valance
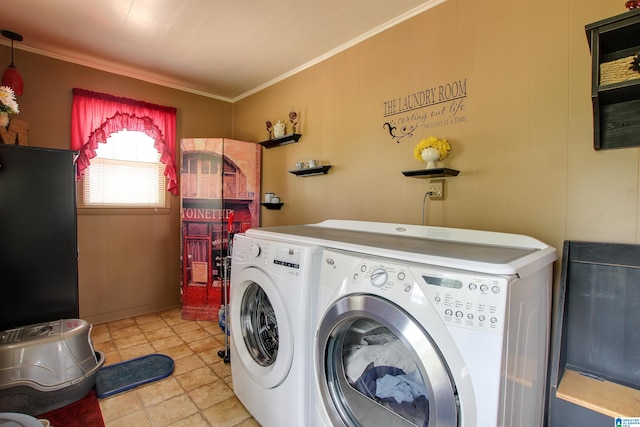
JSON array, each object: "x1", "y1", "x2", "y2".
[{"x1": 71, "y1": 88, "x2": 178, "y2": 195}]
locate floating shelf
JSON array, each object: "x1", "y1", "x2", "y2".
[
  {"x1": 260, "y1": 202, "x2": 284, "y2": 210},
  {"x1": 288, "y1": 165, "x2": 332, "y2": 176},
  {"x1": 402, "y1": 168, "x2": 460, "y2": 178},
  {"x1": 259, "y1": 133, "x2": 302, "y2": 149}
]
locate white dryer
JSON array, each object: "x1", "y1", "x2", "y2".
[
  {"x1": 229, "y1": 233, "x2": 322, "y2": 427},
  {"x1": 246, "y1": 220, "x2": 556, "y2": 427}
]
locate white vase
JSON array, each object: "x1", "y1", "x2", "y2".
[
  {"x1": 421, "y1": 147, "x2": 440, "y2": 169},
  {"x1": 0, "y1": 112, "x2": 8, "y2": 128},
  {"x1": 273, "y1": 120, "x2": 286, "y2": 138}
]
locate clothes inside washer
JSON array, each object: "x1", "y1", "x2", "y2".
[
  {"x1": 344, "y1": 329, "x2": 430, "y2": 427},
  {"x1": 353, "y1": 363, "x2": 430, "y2": 426},
  {"x1": 344, "y1": 334, "x2": 417, "y2": 381}
]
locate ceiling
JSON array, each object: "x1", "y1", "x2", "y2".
[{"x1": 0, "y1": 0, "x2": 443, "y2": 102}]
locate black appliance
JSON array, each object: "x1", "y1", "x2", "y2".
[{"x1": 0, "y1": 144, "x2": 79, "y2": 330}]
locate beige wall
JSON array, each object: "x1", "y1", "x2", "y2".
[
  {"x1": 233, "y1": 0, "x2": 638, "y2": 255},
  {"x1": 3, "y1": 0, "x2": 637, "y2": 324},
  {"x1": 1, "y1": 46, "x2": 233, "y2": 324},
  {"x1": 231, "y1": 0, "x2": 640, "y2": 330}
]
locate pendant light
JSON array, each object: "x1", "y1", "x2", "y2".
[{"x1": 1, "y1": 30, "x2": 23, "y2": 96}]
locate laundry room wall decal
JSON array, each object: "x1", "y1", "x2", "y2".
[{"x1": 382, "y1": 78, "x2": 469, "y2": 143}]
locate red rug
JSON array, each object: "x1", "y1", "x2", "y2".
[{"x1": 37, "y1": 390, "x2": 105, "y2": 427}]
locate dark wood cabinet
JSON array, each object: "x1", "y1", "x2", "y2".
[
  {"x1": 586, "y1": 9, "x2": 640, "y2": 150},
  {"x1": 0, "y1": 145, "x2": 79, "y2": 330},
  {"x1": 547, "y1": 241, "x2": 640, "y2": 426}
]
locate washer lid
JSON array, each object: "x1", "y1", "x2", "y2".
[{"x1": 247, "y1": 220, "x2": 557, "y2": 277}]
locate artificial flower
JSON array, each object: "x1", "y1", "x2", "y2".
[
  {"x1": 0, "y1": 86, "x2": 19, "y2": 115},
  {"x1": 413, "y1": 136, "x2": 451, "y2": 162},
  {"x1": 289, "y1": 111, "x2": 298, "y2": 132}
]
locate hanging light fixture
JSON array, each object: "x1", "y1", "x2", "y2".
[{"x1": 1, "y1": 30, "x2": 23, "y2": 96}]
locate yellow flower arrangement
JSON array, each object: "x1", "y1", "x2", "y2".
[{"x1": 413, "y1": 136, "x2": 451, "y2": 162}]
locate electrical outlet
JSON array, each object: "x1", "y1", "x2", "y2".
[{"x1": 427, "y1": 179, "x2": 445, "y2": 200}]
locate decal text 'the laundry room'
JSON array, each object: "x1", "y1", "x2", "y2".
[{"x1": 382, "y1": 78, "x2": 468, "y2": 143}]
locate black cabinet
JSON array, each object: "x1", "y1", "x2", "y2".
[
  {"x1": 586, "y1": 9, "x2": 640, "y2": 150},
  {"x1": 0, "y1": 145, "x2": 79, "y2": 330},
  {"x1": 547, "y1": 241, "x2": 640, "y2": 426}
]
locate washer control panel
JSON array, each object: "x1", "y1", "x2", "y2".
[
  {"x1": 234, "y1": 236, "x2": 304, "y2": 272},
  {"x1": 273, "y1": 246, "x2": 302, "y2": 269},
  {"x1": 354, "y1": 259, "x2": 509, "y2": 334}
]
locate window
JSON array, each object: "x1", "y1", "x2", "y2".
[
  {"x1": 70, "y1": 88, "x2": 178, "y2": 209},
  {"x1": 82, "y1": 130, "x2": 166, "y2": 207}
]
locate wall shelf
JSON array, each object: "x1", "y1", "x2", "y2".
[
  {"x1": 259, "y1": 133, "x2": 302, "y2": 149},
  {"x1": 288, "y1": 165, "x2": 332, "y2": 176},
  {"x1": 260, "y1": 202, "x2": 284, "y2": 210},
  {"x1": 586, "y1": 9, "x2": 640, "y2": 150},
  {"x1": 402, "y1": 168, "x2": 460, "y2": 178}
]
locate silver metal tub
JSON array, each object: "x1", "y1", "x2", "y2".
[{"x1": 0, "y1": 319, "x2": 105, "y2": 415}]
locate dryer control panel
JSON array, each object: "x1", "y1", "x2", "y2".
[
  {"x1": 354, "y1": 259, "x2": 510, "y2": 335},
  {"x1": 414, "y1": 269, "x2": 509, "y2": 335}
]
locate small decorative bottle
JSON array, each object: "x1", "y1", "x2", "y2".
[{"x1": 273, "y1": 120, "x2": 286, "y2": 138}]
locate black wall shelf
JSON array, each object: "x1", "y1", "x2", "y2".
[
  {"x1": 260, "y1": 202, "x2": 284, "y2": 210},
  {"x1": 586, "y1": 9, "x2": 640, "y2": 150},
  {"x1": 288, "y1": 165, "x2": 332, "y2": 176},
  {"x1": 402, "y1": 168, "x2": 460, "y2": 178},
  {"x1": 259, "y1": 133, "x2": 302, "y2": 149}
]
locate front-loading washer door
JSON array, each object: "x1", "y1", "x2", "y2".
[
  {"x1": 231, "y1": 266, "x2": 293, "y2": 389},
  {"x1": 316, "y1": 294, "x2": 459, "y2": 427}
]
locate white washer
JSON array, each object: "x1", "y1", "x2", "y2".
[
  {"x1": 229, "y1": 233, "x2": 322, "y2": 427},
  {"x1": 246, "y1": 220, "x2": 556, "y2": 427}
]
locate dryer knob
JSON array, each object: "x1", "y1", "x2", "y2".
[
  {"x1": 250, "y1": 244, "x2": 262, "y2": 258},
  {"x1": 370, "y1": 267, "x2": 388, "y2": 288}
]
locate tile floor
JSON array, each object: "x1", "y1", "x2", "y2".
[{"x1": 91, "y1": 308, "x2": 260, "y2": 427}]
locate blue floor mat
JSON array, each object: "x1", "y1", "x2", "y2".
[{"x1": 95, "y1": 353, "x2": 174, "y2": 399}]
